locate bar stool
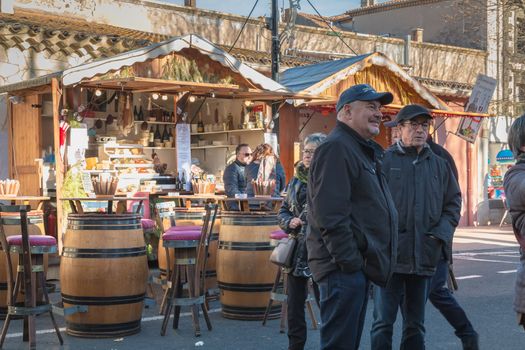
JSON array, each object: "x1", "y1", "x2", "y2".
[
  {"x1": 160, "y1": 204, "x2": 218, "y2": 337},
  {"x1": 263, "y1": 230, "x2": 318, "y2": 333},
  {"x1": 0, "y1": 205, "x2": 63, "y2": 349}
]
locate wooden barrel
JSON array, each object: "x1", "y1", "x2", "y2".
[
  {"x1": 158, "y1": 209, "x2": 220, "y2": 294},
  {"x1": 217, "y1": 212, "x2": 280, "y2": 320},
  {"x1": 60, "y1": 214, "x2": 148, "y2": 338},
  {"x1": 0, "y1": 210, "x2": 46, "y2": 318}
]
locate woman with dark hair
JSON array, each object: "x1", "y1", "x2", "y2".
[
  {"x1": 503, "y1": 114, "x2": 525, "y2": 331},
  {"x1": 278, "y1": 133, "x2": 326, "y2": 350},
  {"x1": 245, "y1": 143, "x2": 286, "y2": 197}
]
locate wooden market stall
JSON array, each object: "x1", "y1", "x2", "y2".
[
  {"x1": 0, "y1": 34, "x2": 305, "y2": 242},
  {"x1": 278, "y1": 52, "x2": 490, "y2": 226}
]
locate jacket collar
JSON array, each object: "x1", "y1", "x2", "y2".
[
  {"x1": 335, "y1": 121, "x2": 383, "y2": 159},
  {"x1": 234, "y1": 159, "x2": 247, "y2": 167},
  {"x1": 392, "y1": 140, "x2": 431, "y2": 159}
]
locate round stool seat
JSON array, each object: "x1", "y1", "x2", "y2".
[
  {"x1": 163, "y1": 230, "x2": 202, "y2": 241},
  {"x1": 141, "y1": 218, "x2": 156, "y2": 231},
  {"x1": 269, "y1": 230, "x2": 287, "y2": 240},
  {"x1": 7, "y1": 235, "x2": 57, "y2": 247},
  {"x1": 165, "y1": 225, "x2": 201, "y2": 233}
]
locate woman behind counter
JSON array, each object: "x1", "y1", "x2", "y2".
[
  {"x1": 277, "y1": 133, "x2": 326, "y2": 350},
  {"x1": 245, "y1": 143, "x2": 286, "y2": 198},
  {"x1": 503, "y1": 114, "x2": 525, "y2": 331}
]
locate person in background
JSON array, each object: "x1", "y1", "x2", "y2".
[
  {"x1": 425, "y1": 135, "x2": 479, "y2": 350},
  {"x1": 277, "y1": 133, "x2": 326, "y2": 350},
  {"x1": 245, "y1": 143, "x2": 286, "y2": 198},
  {"x1": 372, "y1": 104, "x2": 461, "y2": 350},
  {"x1": 503, "y1": 114, "x2": 525, "y2": 333},
  {"x1": 223, "y1": 143, "x2": 252, "y2": 198},
  {"x1": 307, "y1": 84, "x2": 398, "y2": 350}
]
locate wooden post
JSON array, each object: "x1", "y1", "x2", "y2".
[
  {"x1": 278, "y1": 104, "x2": 300, "y2": 181},
  {"x1": 51, "y1": 78, "x2": 64, "y2": 253}
]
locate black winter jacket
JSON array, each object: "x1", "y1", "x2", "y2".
[
  {"x1": 278, "y1": 176, "x2": 311, "y2": 278},
  {"x1": 223, "y1": 160, "x2": 247, "y2": 198},
  {"x1": 306, "y1": 121, "x2": 398, "y2": 287},
  {"x1": 383, "y1": 142, "x2": 461, "y2": 276}
]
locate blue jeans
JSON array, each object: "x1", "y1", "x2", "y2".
[
  {"x1": 429, "y1": 259, "x2": 478, "y2": 340},
  {"x1": 371, "y1": 273, "x2": 432, "y2": 350},
  {"x1": 317, "y1": 269, "x2": 369, "y2": 350}
]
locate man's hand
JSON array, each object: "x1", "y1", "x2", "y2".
[{"x1": 288, "y1": 217, "x2": 303, "y2": 229}]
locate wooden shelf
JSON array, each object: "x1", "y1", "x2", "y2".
[
  {"x1": 143, "y1": 147, "x2": 176, "y2": 150},
  {"x1": 190, "y1": 128, "x2": 264, "y2": 136},
  {"x1": 191, "y1": 145, "x2": 234, "y2": 150},
  {"x1": 133, "y1": 120, "x2": 176, "y2": 125}
]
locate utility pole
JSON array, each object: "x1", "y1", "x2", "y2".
[{"x1": 271, "y1": 0, "x2": 280, "y2": 136}]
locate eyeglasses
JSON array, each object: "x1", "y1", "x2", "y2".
[
  {"x1": 303, "y1": 149, "x2": 315, "y2": 155},
  {"x1": 243, "y1": 153, "x2": 252, "y2": 157},
  {"x1": 401, "y1": 121, "x2": 430, "y2": 130}
]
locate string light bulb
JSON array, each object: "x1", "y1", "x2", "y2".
[
  {"x1": 95, "y1": 89, "x2": 102, "y2": 97},
  {"x1": 152, "y1": 93, "x2": 159, "y2": 100},
  {"x1": 244, "y1": 100, "x2": 253, "y2": 107},
  {"x1": 189, "y1": 95, "x2": 196, "y2": 103},
  {"x1": 161, "y1": 94, "x2": 168, "y2": 101}
]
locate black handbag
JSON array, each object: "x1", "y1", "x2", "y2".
[{"x1": 269, "y1": 236, "x2": 297, "y2": 268}]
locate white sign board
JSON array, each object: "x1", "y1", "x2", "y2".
[
  {"x1": 176, "y1": 123, "x2": 191, "y2": 191},
  {"x1": 264, "y1": 132, "x2": 279, "y2": 156},
  {"x1": 456, "y1": 74, "x2": 497, "y2": 143}
]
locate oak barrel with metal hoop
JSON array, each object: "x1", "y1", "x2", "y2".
[
  {"x1": 216, "y1": 212, "x2": 280, "y2": 320},
  {"x1": 157, "y1": 208, "x2": 220, "y2": 293},
  {"x1": 0, "y1": 210, "x2": 46, "y2": 317},
  {"x1": 60, "y1": 214, "x2": 148, "y2": 337}
]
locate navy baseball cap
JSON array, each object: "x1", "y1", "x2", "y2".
[
  {"x1": 384, "y1": 104, "x2": 432, "y2": 127},
  {"x1": 336, "y1": 84, "x2": 394, "y2": 112}
]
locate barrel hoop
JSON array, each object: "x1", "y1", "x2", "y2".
[
  {"x1": 61, "y1": 293, "x2": 145, "y2": 305},
  {"x1": 204, "y1": 270, "x2": 217, "y2": 278},
  {"x1": 62, "y1": 247, "x2": 146, "y2": 258},
  {"x1": 66, "y1": 319, "x2": 141, "y2": 333},
  {"x1": 221, "y1": 304, "x2": 280, "y2": 315},
  {"x1": 217, "y1": 281, "x2": 274, "y2": 292},
  {"x1": 210, "y1": 233, "x2": 219, "y2": 241},
  {"x1": 0, "y1": 283, "x2": 7, "y2": 290},
  {"x1": 221, "y1": 217, "x2": 277, "y2": 226},
  {"x1": 1, "y1": 217, "x2": 43, "y2": 225},
  {"x1": 67, "y1": 224, "x2": 142, "y2": 230},
  {"x1": 218, "y1": 241, "x2": 272, "y2": 251}
]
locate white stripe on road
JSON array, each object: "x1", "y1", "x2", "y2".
[
  {"x1": 455, "y1": 275, "x2": 482, "y2": 280},
  {"x1": 497, "y1": 269, "x2": 518, "y2": 274},
  {"x1": 455, "y1": 232, "x2": 518, "y2": 243},
  {"x1": 453, "y1": 237, "x2": 519, "y2": 247},
  {"x1": 5, "y1": 308, "x2": 222, "y2": 339},
  {"x1": 453, "y1": 256, "x2": 518, "y2": 264}
]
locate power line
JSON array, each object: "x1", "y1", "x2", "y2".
[
  {"x1": 303, "y1": 0, "x2": 358, "y2": 55},
  {"x1": 228, "y1": 0, "x2": 260, "y2": 53}
]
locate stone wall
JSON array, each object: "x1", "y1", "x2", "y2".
[{"x1": 10, "y1": 0, "x2": 487, "y2": 85}]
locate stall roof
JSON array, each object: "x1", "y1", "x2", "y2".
[
  {"x1": 280, "y1": 52, "x2": 449, "y2": 110},
  {"x1": 61, "y1": 34, "x2": 288, "y2": 92}
]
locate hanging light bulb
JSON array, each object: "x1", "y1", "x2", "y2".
[
  {"x1": 95, "y1": 89, "x2": 102, "y2": 97},
  {"x1": 147, "y1": 96, "x2": 152, "y2": 111},
  {"x1": 210, "y1": 91, "x2": 216, "y2": 98},
  {"x1": 244, "y1": 100, "x2": 252, "y2": 107},
  {"x1": 125, "y1": 94, "x2": 130, "y2": 110},
  {"x1": 152, "y1": 93, "x2": 159, "y2": 100},
  {"x1": 161, "y1": 94, "x2": 168, "y2": 101},
  {"x1": 189, "y1": 95, "x2": 196, "y2": 103}
]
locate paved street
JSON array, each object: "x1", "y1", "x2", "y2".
[{"x1": 1, "y1": 225, "x2": 523, "y2": 349}]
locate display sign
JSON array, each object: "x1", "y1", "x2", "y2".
[
  {"x1": 456, "y1": 74, "x2": 497, "y2": 143},
  {"x1": 176, "y1": 123, "x2": 191, "y2": 191},
  {"x1": 264, "y1": 132, "x2": 279, "y2": 156}
]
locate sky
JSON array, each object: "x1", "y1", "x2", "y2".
[{"x1": 164, "y1": 0, "x2": 389, "y2": 17}]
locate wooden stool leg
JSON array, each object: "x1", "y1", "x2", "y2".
[
  {"x1": 185, "y1": 265, "x2": 201, "y2": 337},
  {"x1": 172, "y1": 268, "x2": 183, "y2": 330},
  {"x1": 0, "y1": 314, "x2": 12, "y2": 348},
  {"x1": 38, "y1": 266, "x2": 63, "y2": 344},
  {"x1": 279, "y1": 273, "x2": 287, "y2": 333},
  {"x1": 262, "y1": 267, "x2": 281, "y2": 326},
  {"x1": 161, "y1": 264, "x2": 179, "y2": 336}
]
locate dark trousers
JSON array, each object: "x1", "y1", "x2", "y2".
[
  {"x1": 287, "y1": 274, "x2": 320, "y2": 350},
  {"x1": 317, "y1": 269, "x2": 369, "y2": 350},
  {"x1": 371, "y1": 273, "x2": 432, "y2": 350},
  {"x1": 429, "y1": 259, "x2": 478, "y2": 340}
]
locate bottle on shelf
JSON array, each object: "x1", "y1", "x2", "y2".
[
  {"x1": 162, "y1": 125, "x2": 169, "y2": 143},
  {"x1": 227, "y1": 112, "x2": 234, "y2": 131},
  {"x1": 168, "y1": 127, "x2": 174, "y2": 145},
  {"x1": 175, "y1": 172, "x2": 181, "y2": 191},
  {"x1": 133, "y1": 106, "x2": 139, "y2": 121},
  {"x1": 138, "y1": 106, "x2": 144, "y2": 121},
  {"x1": 181, "y1": 171, "x2": 187, "y2": 191},
  {"x1": 170, "y1": 111, "x2": 175, "y2": 123},
  {"x1": 197, "y1": 113, "x2": 205, "y2": 133},
  {"x1": 148, "y1": 126, "x2": 155, "y2": 147},
  {"x1": 154, "y1": 125, "x2": 162, "y2": 146}
]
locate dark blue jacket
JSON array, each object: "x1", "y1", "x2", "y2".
[
  {"x1": 223, "y1": 160, "x2": 247, "y2": 198},
  {"x1": 244, "y1": 161, "x2": 286, "y2": 197}
]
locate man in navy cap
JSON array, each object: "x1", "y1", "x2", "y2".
[
  {"x1": 307, "y1": 84, "x2": 398, "y2": 349},
  {"x1": 371, "y1": 104, "x2": 462, "y2": 350}
]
